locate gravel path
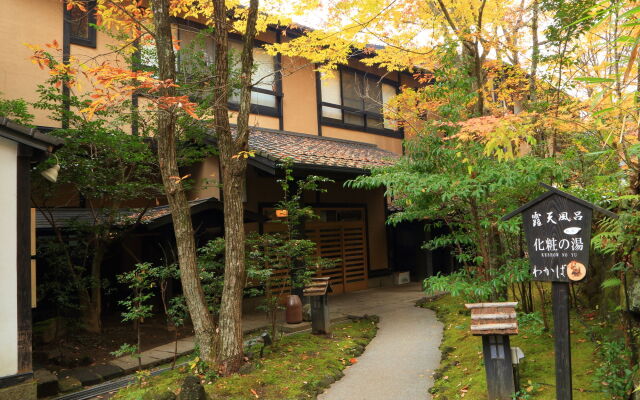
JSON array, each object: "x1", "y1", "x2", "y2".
[{"x1": 318, "y1": 284, "x2": 443, "y2": 400}]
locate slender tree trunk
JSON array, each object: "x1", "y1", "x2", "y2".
[
  {"x1": 462, "y1": 42, "x2": 485, "y2": 115},
  {"x1": 212, "y1": 0, "x2": 259, "y2": 374},
  {"x1": 82, "y1": 242, "x2": 105, "y2": 333},
  {"x1": 469, "y1": 198, "x2": 491, "y2": 274},
  {"x1": 473, "y1": 44, "x2": 485, "y2": 115},
  {"x1": 150, "y1": 0, "x2": 217, "y2": 364},
  {"x1": 136, "y1": 318, "x2": 142, "y2": 371},
  {"x1": 529, "y1": 0, "x2": 539, "y2": 103},
  {"x1": 535, "y1": 282, "x2": 550, "y2": 330}
]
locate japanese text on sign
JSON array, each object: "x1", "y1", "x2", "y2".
[{"x1": 522, "y1": 196, "x2": 592, "y2": 282}]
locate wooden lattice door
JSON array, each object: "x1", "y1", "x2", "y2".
[
  {"x1": 262, "y1": 207, "x2": 369, "y2": 294},
  {"x1": 304, "y1": 220, "x2": 368, "y2": 294}
]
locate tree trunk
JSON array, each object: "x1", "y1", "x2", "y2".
[
  {"x1": 217, "y1": 168, "x2": 246, "y2": 373},
  {"x1": 82, "y1": 240, "x2": 105, "y2": 333},
  {"x1": 462, "y1": 42, "x2": 485, "y2": 115},
  {"x1": 529, "y1": 0, "x2": 539, "y2": 103},
  {"x1": 212, "y1": 0, "x2": 259, "y2": 374},
  {"x1": 150, "y1": 0, "x2": 217, "y2": 364}
]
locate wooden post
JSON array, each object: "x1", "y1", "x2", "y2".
[
  {"x1": 502, "y1": 184, "x2": 618, "y2": 400},
  {"x1": 552, "y1": 282, "x2": 572, "y2": 400},
  {"x1": 466, "y1": 302, "x2": 519, "y2": 400},
  {"x1": 481, "y1": 335, "x2": 515, "y2": 399},
  {"x1": 16, "y1": 144, "x2": 33, "y2": 374}
]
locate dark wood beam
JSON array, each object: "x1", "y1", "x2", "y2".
[{"x1": 17, "y1": 144, "x2": 33, "y2": 374}]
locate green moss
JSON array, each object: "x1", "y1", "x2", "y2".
[
  {"x1": 113, "y1": 317, "x2": 378, "y2": 400},
  {"x1": 425, "y1": 295, "x2": 607, "y2": 400}
]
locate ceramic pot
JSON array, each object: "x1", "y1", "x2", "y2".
[{"x1": 285, "y1": 294, "x2": 303, "y2": 324}]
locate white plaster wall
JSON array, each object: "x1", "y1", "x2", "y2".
[{"x1": 0, "y1": 137, "x2": 18, "y2": 377}]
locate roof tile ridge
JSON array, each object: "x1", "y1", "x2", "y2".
[{"x1": 232, "y1": 123, "x2": 383, "y2": 149}]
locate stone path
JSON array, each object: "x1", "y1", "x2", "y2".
[
  {"x1": 48, "y1": 284, "x2": 442, "y2": 399},
  {"x1": 318, "y1": 284, "x2": 443, "y2": 400}
]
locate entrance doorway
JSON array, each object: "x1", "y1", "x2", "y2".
[{"x1": 263, "y1": 207, "x2": 369, "y2": 294}]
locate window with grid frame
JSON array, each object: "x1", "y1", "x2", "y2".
[
  {"x1": 176, "y1": 26, "x2": 279, "y2": 115},
  {"x1": 67, "y1": 0, "x2": 97, "y2": 48},
  {"x1": 320, "y1": 67, "x2": 398, "y2": 133}
]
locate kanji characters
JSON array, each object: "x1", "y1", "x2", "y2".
[
  {"x1": 530, "y1": 210, "x2": 585, "y2": 225},
  {"x1": 558, "y1": 212, "x2": 571, "y2": 221},
  {"x1": 571, "y1": 237, "x2": 583, "y2": 251},
  {"x1": 531, "y1": 211, "x2": 542, "y2": 227}
]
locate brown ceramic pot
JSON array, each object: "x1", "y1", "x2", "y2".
[{"x1": 285, "y1": 294, "x2": 303, "y2": 324}]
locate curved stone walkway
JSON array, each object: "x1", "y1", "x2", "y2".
[{"x1": 318, "y1": 284, "x2": 443, "y2": 400}]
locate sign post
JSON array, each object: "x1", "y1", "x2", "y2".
[{"x1": 503, "y1": 183, "x2": 617, "y2": 400}]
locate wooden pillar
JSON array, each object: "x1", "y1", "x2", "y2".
[
  {"x1": 552, "y1": 282, "x2": 572, "y2": 399},
  {"x1": 481, "y1": 335, "x2": 515, "y2": 400},
  {"x1": 16, "y1": 144, "x2": 33, "y2": 375}
]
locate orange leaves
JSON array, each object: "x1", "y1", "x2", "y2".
[
  {"x1": 456, "y1": 115, "x2": 507, "y2": 139},
  {"x1": 45, "y1": 40, "x2": 61, "y2": 50},
  {"x1": 77, "y1": 63, "x2": 198, "y2": 119},
  {"x1": 29, "y1": 47, "x2": 51, "y2": 70},
  {"x1": 453, "y1": 113, "x2": 538, "y2": 161},
  {"x1": 66, "y1": 0, "x2": 88, "y2": 12},
  {"x1": 158, "y1": 95, "x2": 200, "y2": 119},
  {"x1": 27, "y1": 41, "x2": 79, "y2": 88}
]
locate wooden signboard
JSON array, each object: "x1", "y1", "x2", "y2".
[
  {"x1": 504, "y1": 183, "x2": 617, "y2": 283},
  {"x1": 522, "y1": 195, "x2": 592, "y2": 282},
  {"x1": 503, "y1": 183, "x2": 618, "y2": 400}
]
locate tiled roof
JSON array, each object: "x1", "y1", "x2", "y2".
[
  {"x1": 248, "y1": 128, "x2": 398, "y2": 171},
  {"x1": 35, "y1": 198, "x2": 212, "y2": 230},
  {"x1": 0, "y1": 117, "x2": 64, "y2": 151}
]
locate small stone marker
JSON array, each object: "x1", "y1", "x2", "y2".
[
  {"x1": 303, "y1": 277, "x2": 332, "y2": 335},
  {"x1": 465, "y1": 302, "x2": 519, "y2": 400}
]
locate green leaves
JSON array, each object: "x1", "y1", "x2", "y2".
[
  {"x1": 574, "y1": 77, "x2": 616, "y2": 83},
  {"x1": 601, "y1": 277, "x2": 622, "y2": 289},
  {"x1": 0, "y1": 96, "x2": 34, "y2": 125}
]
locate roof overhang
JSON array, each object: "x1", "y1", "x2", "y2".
[
  {"x1": 248, "y1": 154, "x2": 369, "y2": 177},
  {"x1": 207, "y1": 126, "x2": 397, "y2": 176},
  {"x1": 0, "y1": 117, "x2": 63, "y2": 154}
]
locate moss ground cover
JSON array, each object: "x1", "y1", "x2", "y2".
[
  {"x1": 113, "y1": 316, "x2": 378, "y2": 400},
  {"x1": 425, "y1": 295, "x2": 607, "y2": 400}
]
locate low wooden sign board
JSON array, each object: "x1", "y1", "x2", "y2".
[
  {"x1": 503, "y1": 183, "x2": 617, "y2": 283},
  {"x1": 303, "y1": 277, "x2": 332, "y2": 297},
  {"x1": 466, "y1": 302, "x2": 518, "y2": 335}
]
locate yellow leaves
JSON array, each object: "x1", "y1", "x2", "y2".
[
  {"x1": 95, "y1": 0, "x2": 153, "y2": 37},
  {"x1": 232, "y1": 150, "x2": 256, "y2": 159}
]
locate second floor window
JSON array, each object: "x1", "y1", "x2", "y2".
[
  {"x1": 67, "y1": 1, "x2": 97, "y2": 48},
  {"x1": 320, "y1": 68, "x2": 397, "y2": 133},
  {"x1": 228, "y1": 41, "x2": 277, "y2": 111},
  {"x1": 177, "y1": 26, "x2": 279, "y2": 116}
]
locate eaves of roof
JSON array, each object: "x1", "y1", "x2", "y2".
[
  {"x1": 207, "y1": 126, "x2": 398, "y2": 175},
  {"x1": 0, "y1": 117, "x2": 64, "y2": 152}
]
